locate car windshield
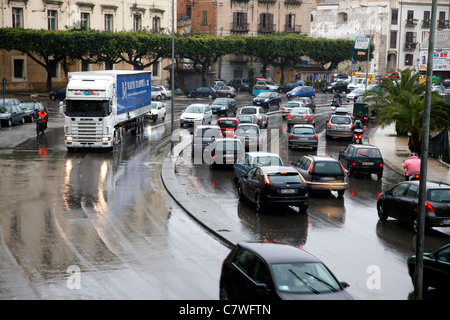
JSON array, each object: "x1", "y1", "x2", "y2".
[
  {"x1": 215, "y1": 141, "x2": 242, "y2": 151},
  {"x1": 293, "y1": 127, "x2": 315, "y2": 135},
  {"x1": 213, "y1": 99, "x2": 228, "y2": 105},
  {"x1": 20, "y1": 103, "x2": 34, "y2": 109},
  {"x1": 272, "y1": 262, "x2": 341, "y2": 294},
  {"x1": 313, "y1": 162, "x2": 343, "y2": 175},
  {"x1": 1, "y1": 106, "x2": 12, "y2": 113},
  {"x1": 184, "y1": 106, "x2": 203, "y2": 113},
  {"x1": 355, "y1": 148, "x2": 381, "y2": 157},
  {"x1": 254, "y1": 156, "x2": 283, "y2": 166},
  {"x1": 65, "y1": 100, "x2": 110, "y2": 117},
  {"x1": 428, "y1": 189, "x2": 450, "y2": 202},
  {"x1": 241, "y1": 108, "x2": 256, "y2": 114},
  {"x1": 267, "y1": 172, "x2": 302, "y2": 184},
  {"x1": 285, "y1": 102, "x2": 302, "y2": 108},
  {"x1": 237, "y1": 115, "x2": 253, "y2": 122},
  {"x1": 151, "y1": 103, "x2": 161, "y2": 109},
  {"x1": 330, "y1": 116, "x2": 351, "y2": 125},
  {"x1": 218, "y1": 120, "x2": 237, "y2": 128},
  {"x1": 195, "y1": 128, "x2": 222, "y2": 138},
  {"x1": 236, "y1": 126, "x2": 258, "y2": 134},
  {"x1": 257, "y1": 92, "x2": 271, "y2": 98}
]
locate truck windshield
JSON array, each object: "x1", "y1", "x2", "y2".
[{"x1": 66, "y1": 100, "x2": 110, "y2": 117}]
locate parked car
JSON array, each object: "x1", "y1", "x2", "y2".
[
  {"x1": 237, "y1": 166, "x2": 309, "y2": 212},
  {"x1": 214, "y1": 80, "x2": 227, "y2": 88},
  {"x1": 0, "y1": 105, "x2": 26, "y2": 126},
  {"x1": 210, "y1": 98, "x2": 237, "y2": 116},
  {"x1": 233, "y1": 152, "x2": 284, "y2": 181},
  {"x1": 288, "y1": 124, "x2": 318, "y2": 150},
  {"x1": 293, "y1": 96, "x2": 316, "y2": 113},
  {"x1": 292, "y1": 155, "x2": 347, "y2": 197},
  {"x1": 151, "y1": 86, "x2": 163, "y2": 101},
  {"x1": 228, "y1": 79, "x2": 249, "y2": 92},
  {"x1": 326, "y1": 115, "x2": 354, "y2": 140},
  {"x1": 17, "y1": 103, "x2": 36, "y2": 122},
  {"x1": 236, "y1": 114, "x2": 259, "y2": 126},
  {"x1": 443, "y1": 79, "x2": 450, "y2": 91},
  {"x1": 287, "y1": 108, "x2": 316, "y2": 129},
  {"x1": 323, "y1": 81, "x2": 349, "y2": 94},
  {"x1": 0, "y1": 98, "x2": 20, "y2": 107},
  {"x1": 407, "y1": 244, "x2": 450, "y2": 292},
  {"x1": 217, "y1": 117, "x2": 239, "y2": 137},
  {"x1": 215, "y1": 86, "x2": 237, "y2": 98},
  {"x1": 382, "y1": 72, "x2": 400, "y2": 78},
  {"x1": 339, "y1": 144, "x2": 383, "y2": 179},
  {"x1": 286, "y1": 86, "x2": 315, "y2": 99},
  {"x1": 48, "y1": 87, "x2": 66, "y2": 101},
  {"x1": 278, "y1": 82, "x2": 303, "y2": 93},
  {"x1": 254, "y1": 80, "x2": 279, "y2": 92},
  {"x1": 377, "y1": 181, "x2": 450, "y2": 232},
  {"x1": 153, "y1": 85, "x2": 172, "y2": 99},
  {"x1": 281, "y1": 101, "x2": 304, "y2": 119},
  {"x1": 192, "y1": 125, "x2": 223, "y2": 157},
  {"x1": 148, "y1": 101, "x2": 166, "y2": 122},
  {"x1": 186, "y1": 87, "x2": 217, "y2": 99},
  {"x1": 206, "y1": 138, "x2": 244, "y2": 166},
  {"x1": 252, "y1": 91, "x2": 281, "y2": 108},
  {"x1": 18, "y1": 101, "x2": 44, "y2": 118},
  {"x1": 239, "y1": 106, "x2": 268, "y2": 128},
  {"x1": 179, "y1": 104, "x2": 212, "y2": 127},
  {"x1": 233, "y1": 123, "x2": 263, "y2": 151},
  {"x1": 220, "y1": 241, "x2": 353, "y2": 300}
]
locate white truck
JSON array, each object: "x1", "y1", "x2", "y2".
[{"x1": 60, "y1": 70, "x2": 152, "y2": 151}]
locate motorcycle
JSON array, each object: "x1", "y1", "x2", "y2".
[
  {"x1": 352, "y1": 128, "x2": 364, "y2": 144},
  {"x1": 408, "y1": 173, "x2": 420, "y2": 181},
  {"x1": 36, "y1": 118, "x2": 46, "y2": 134}
]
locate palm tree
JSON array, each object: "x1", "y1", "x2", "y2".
[{"x1": 365, "y1": 69, "x2": 450, "y2": 153}]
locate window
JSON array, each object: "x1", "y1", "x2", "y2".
[
  {"x1": 337, "y1": 12, "x2": 347, "y2": 23},
  {"x1": 202, "y1": 10, "x2": 207, "y2": 25},
  {"x1": 81, "y1": 12, "x2": 90, "y2": 29},
  {"x1": 153, "y1": 16, "x2": 160, "y2": 31},
  {"x1": 407, "y1": 10, "x2": 414, "y2": 20},
  {"x1": 287, "y1": 14, "x2": 295, "y2": 28},
  {"x1": 405, "y1": 32, "x2": 417, "y2": 44},
  {"x1": 391, "y1": 183, "x2": 408, "y2": 196},
  {"x1": 405, "y1": 54, "x2": 413, "y2": 66},
  {"x1": 152, "y1": 61, "x2": 159, "y2": 77},
  {"x1": 13, "y1": 58, "x2": 25, "y2": 80},
  {"x1": 105, "y1": 14, "x2": 113, "y2": 32},
  {"x1": 391, "y1": 9, "x2": 398, "y2": 25},
  {"x1": 48, "y1": 10, "x2": 57, "y2": 30},
  {"x1": 390, "y1": 31, "x2": 397, "y2": 49},
  {"x1": 133, "y1": 14, "x2": 142, "y2": 31},
  {"x1": 12, "y1": 8, "x2": 23, "y2": 28}
]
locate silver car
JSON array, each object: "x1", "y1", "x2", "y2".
[
  {"x1": 234, "y1": 123, "x2": 263, "y2": 151},
  {"x1": 281, "y1": 101, "x2": 304, "y2": 119},
  {"x1": 326, "y1": 114, "x2": 354, "y2": 140},
  {"x1": 287, "y1": 108, "x2": 315, "y2": 129},
  {"x1": 288, "y1": 124, "x2": 318, "y2": 150},
  {"x1": 239, "y1": 106, "x2": 268, "y2": 128}
]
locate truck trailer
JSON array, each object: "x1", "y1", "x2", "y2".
[{"x1": 60, "y1": 70, "x2": 151, "y2": 151}]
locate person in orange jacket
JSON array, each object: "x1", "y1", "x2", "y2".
[{"x1": 38, "y1": 108, "x2": 48, "y2": 129}]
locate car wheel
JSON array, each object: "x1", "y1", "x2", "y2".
[
  {"x1": 162, "y1": 113, "x2": 166, "y2": 121},
  {"x1": 377, "y1": 202, "x2": 388, "y2": 220},
  {"x1": 51, "y1": 95, "x2": 56, "y2": 101},
  {"x1": 255, "y1": 193, "x2": 265, "y2": 213},
  {"x1": 157, "y1": 95, "x2": 161, "y2": 101},
  {"x1": 237, "y1": 183, "x2": 244, "y2": 199},
  {"x1": 187, "y1": 93, "x2": 192, "y2": 98},
  {"x1": 21, "y1": 117, "x2": 25, "y2": 125},
  {"x1": 162, "y1": 94, "x2": 166, "y2": 100},
  {"x1": 298, "y1": 203, "x2": 308, "y2": 213},
  {"x1": 7, "y1": 119, "x2": 12, "y2": 127}
]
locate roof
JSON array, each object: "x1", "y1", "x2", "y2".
[
  {"x1": 259, "y1": 165, "x2": 299, "y2": 174},
  {"x1": 350, "y1": 144, "x2": 380, "y2": 149},
  {"x1": 245, "y1": 152, "x2": 281, "y2": 158},
  {"x1": 406, "y1": 181, "x2": 450, "y2": 189},
  {"x1": 238, "y1": 241, "x2": 319, "y2": 265},
  {"x1": 308, "y1": 155, "x2": 341, "y2": 162}
]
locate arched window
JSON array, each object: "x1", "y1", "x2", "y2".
[{"x1": 338, "y1": 12, "x2": 348, "y2": 23}]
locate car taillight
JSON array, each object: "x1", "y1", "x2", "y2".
[
  {"x1": 425, "y1": 202, "x2": 434, "y2": 213},
  {"x1": 289, "y1": 134, "x2": 294, "y2": 139},
  {"x1": 380, "y1": 163, "x2": 384, "y2": 167},
  {"x1": 309, "y1": 164, "x2": 314, "y2": 175},
  {"x1": 287, "y1": 114, "x2": 292, "y2": 119},
  {"x1": 282, "y1": 107, "x2": 286, "y2": 111},
  {"x1": 352, "y1": 162, "x2": 356, "y2": 166},
  {"x1": 305, "y1": 115, "x2": 310, "y2": 119},
  {"x1": 327, "y1": 122, "x2": 331, "y2": 129}
]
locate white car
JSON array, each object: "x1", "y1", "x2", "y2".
[
  {"x1": 281, "y1": 101, "x2": 304, "y2": 119},
  {"x1": 148, "y1": 102, "x2": 166, "y2": 122},
  {"x1": 254, "y1": 80, "x2": 279, "y2": 92},
  {"x1": 180, "y1": 104, "x2": 212, "y2": 127},
  {"x1": 151, "y1": 86, "x2": 163, "y2": 101},
  {"x1": 154, "y1": 85, "x2": 172, "y2": 99}
]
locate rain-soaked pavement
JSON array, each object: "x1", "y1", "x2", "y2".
[{"x1": 1, "y1": 93, "x2": 449, "y2": 300}]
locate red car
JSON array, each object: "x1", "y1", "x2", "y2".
[
  {"x1": 217, "y1": 117, "x2": 239, "y2": 138},
  {"x1": 382, "y1": 72, "x2": 400, "y2": 78}
]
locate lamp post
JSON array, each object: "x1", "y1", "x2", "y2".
[{"x1": 170, "y1": 0, "x2": 175, "y2": 152}]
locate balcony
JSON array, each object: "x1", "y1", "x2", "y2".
[
  {"x1": 258, "y1": 0, "x2": 276, "y2": 5},
  {"x1": 437, "y1": 19, "x2": 449, "y2": 29},
  {"x1": 285, "y1": 0, "x2": 302, "y2": 6},
  {"x1": 405, "y1": 18, "x2": 418, "y2": 28},
  {"x1": 258, "y1": 23, "x2": 275, "y2": 34},
  {"x1": 231, "y1": 22, "x2": 249, "y2": 33},
  {"x1": 422, "y1": 19, "x2": 431, "y2": 28},
  {"x1": 404, "y1": 42, "x2": 417, "y2": 50},
  {"x1": 231, "y1": 0, "x2": 250, "y2": 3},
  {"x1": 284, "y1": 24, "x2": 302, "y2": 34}
]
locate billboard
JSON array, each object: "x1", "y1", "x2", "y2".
[
  {"x1": 354, "y1": 37, "x2": 371, "y2": 50},
  {"x1": 117, "y1": 73, "x2": 152, "y2": 115},
  {"x1": 419, "y1": 50, "x2": 450, "y2": 71}
]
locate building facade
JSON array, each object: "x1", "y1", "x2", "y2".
[{"x1": 1, "y1": 0, "x2": 175, "y2": 92}]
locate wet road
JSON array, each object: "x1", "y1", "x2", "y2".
[{"x1": 0, "y1": 92, "x2": 449, "y2": 300}]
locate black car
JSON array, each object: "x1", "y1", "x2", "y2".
[
  {"x1": 237, "y1": 166, "x2": 308, "y2": 213},
  {"x1": 407, "y1": 244, "x2": 450, "y2": 292},
  {"x1": 339, "y1": 144, "x2": 384, "y2": 179},
  {"x1": 210, "y1": 98, "x2": 237, "y2": 116},
  {"x1": 220, "y1": 241, "x2": 353, "y2": 300},
  {"x1": 377, "y1": 181, "x2": 450, "y2": 232},
  {"x1": 186, "y1": 87, "x2": 217, "y2": 99},
  {"x1": 323, "y1": 81, "x2": 349, "y2": 94},
  {"x1": 252, "y1": 91, "x2": 281, "y2": 108},
  {"x1": 228, "y1": 79, "x2": 249, "y2": 92},
  {"x1": 49, "y1": 87, "x2": 66, "y2": 101}
]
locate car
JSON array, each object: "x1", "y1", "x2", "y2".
[
  {"x1": 382, "y1": 72, "x2": 400, "y2": 78},
  {"x1": 215, "y1": 86, "x2": 236, "y2": 98},
  {"x1": 233, "y1": 152, "x2": 284, "y2": 181},
  {"x1": 179, "y1": 104, "x2": 212, "y2": 127},
  {"x1": 228, "y1": 79, "x2": 249, "y2": 92},
  {"x1": 217, "y1": 117, "x2": 239, "y2": 137},
  {"x1": 153, "y1": 85, "x2": 172, "y2": 99},
  {"x1": 254, "y1": 80, "x2": 279, "y2": 92},
  {"x1": 191, "y1": 125, "x2": 223, "y2": 160},
  {"x1": 326, "y1": 115, "x2": 354, "y2": 140},
  {"x1": 214, "y1": 80, "x2": 227, "y2": 88},
  {"x1": 281, "y1": 101, "x2": 304, "y2": 119},
  {"x1": 0, "y1": 105, "x2": 26, "y2": 127},
  {"x1": 206, "y1": 138, "x2": 244, "y2": 166},
  {"x1": 287, "y1": 108, "x2": 316, "y2": 129},
  {"x1": 220, "y1": 241, "x2": 353, "y2": 300},
  {"x1": 18, "y1": 101, "x2": 44, "y2": 118},
  {"x1": 239, "y1": 106, "x2": 268, "y2": 128},
  {"x1": 252, "y1": 91, "x2": 281, "y2": 108},
  {"x1": 236, "y1": 114, "x2": 259, "y2": 126},
  {"x1": 278, "y1": 82, "x2": 303, "y2": 93},
  {"x1": 148, "y1": 101, "x2": 166, "y2": 122},
  {"x1": 48, "y1": 87, "x2": 66, "y2": 101},
  {"x1": 292, "y1": 155, "x2": 347, "y2": 197},
  {"x1": 17, "y1": 103, "x2": 36, "y2": 122},
  {"x1": 323, "y1": 81, "x2": 349, "y2": 94},
  {"x1": 338, "y1": 144, "x2": 383, "y2": 179},
  {"x1": 151, "y1": 86, "x2": 163, "y2": 101},
  {"x1": 237, "y1": 166, "x2": 309, "y2": 212},
  {"x1": 443, "y1": 79, "x2": 450, "y2": 91},
  {"x1": 346, "y1": 88, "x2": 365, "y2": 102},
  {"x1": 407, "y1": 244, "x2": 450, "y2": 292},
  {"x1": 286, "y1": 86, "x2": 315, "y2": 99},
  {"x1": 210, "y1": 98, "x2": 237, "y2": 116},
  {"x1": 233, "y1": 123, "x2": 263, "y2": 151},
  {"x1": 288, "y1": 124, "x2": 318, "y2": 150},
  {"x1": 377, "y1": 181, "x2": 450, "y2": 232},
  {"x1": 186, "y1": 87, "x2": 217, "y2": 99},
  {"x1": 0, "y1": 98, "x2": 20, "y2": 107},
  {"x1": 293, "y1": 96, "x2": 316, "y2": 113}
]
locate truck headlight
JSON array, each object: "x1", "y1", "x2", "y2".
[
  {"x1": 65, "y1": 136, "x2": 73, "y2": 141},
  {"x1": 102, "y1": 137, "x2": 112, "y2": 142}
]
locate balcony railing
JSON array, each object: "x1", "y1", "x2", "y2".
[
  {"x1": 437, "y1": 19, "x2": 449, "y2": 29},
  {"x1": 405, "y1": 18, "x2": 418, "y2": 27},
  {"x1": 231, "y1": 22, "x2": 249, "y2": 33},
  {"x1": 422, "y1": 19, "x2": 431, "y2": 28},
  {"x1": 258, "y1": 23, "x2": 275, "y2": 33},
  {"x1": 284, "y1": 24, "x2": 302, "y2": 33},
  {"x1": 258, "y1": 0, "x2": 276, "y2": 4},
  {"x1": 285, "y1": 0, "x2": 302, "y2": 6},
  {"x1": 404, "y1": 42, "x2": 417, "y2": 50}
]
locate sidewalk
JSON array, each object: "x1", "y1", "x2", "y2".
[{"x1": 369, "y1": 123, "x2": 450, "y2": 184}]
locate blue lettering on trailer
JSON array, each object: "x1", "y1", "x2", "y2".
[{"x1": 117, "y1": 73, "x2": 151, "y2": 115}]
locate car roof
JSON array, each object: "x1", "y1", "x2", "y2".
[
  {"x1": 246, "y1": 152, "x2": 281, "y2": 158},
  {"x1": 402, "y1": 181, "x2": 450, "y2": 189},
  {"x1": 195, "y1": 125, "x2": 220, "y2": 130},
  {"x1": 350, "y1": 144, "x2": 379, "y2": 149},
  {"x1": 292, "y1": 124, "x2": 315, "y2": 128},
  {"x1": 187, "y1": 103, "x2": 208, "y2": 107},
  {"x1": 259, "y1": 165, "x2": 299, "y2": 174},
  {"x1": 238, "y1": 241, "x2": 320, "y2": 264},
  {"x1": 218, "y1": 117, "x2": 238, "y2": 120},
  {"x1": 308, "y1": 155, "x2": 341, "y2": 162}
]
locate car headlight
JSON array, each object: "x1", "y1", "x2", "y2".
[
  {"x1": 221, "y1": 106, "x2": 227, "y2": 110},
  {"x1": 264, "y1": 99, "x2": 269, "y2": 102}
]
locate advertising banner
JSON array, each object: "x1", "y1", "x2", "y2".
[
  {"x1": 419, "y1": 50, "x2": 450, "y2": 71},
  {"x1": 354, "y1": 37, "x2": 371, "y2": 50},
  {"x1": 117, "y1": 73, "x2": 152, "y2": 115}
]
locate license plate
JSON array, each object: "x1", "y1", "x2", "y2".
[
  {"x1": 185, "y1": 119, "x2": 193, "y2": 123},
  {"x1": 256, "y1": 102, "x2": 261, "y2": 105},
  {"x1": 321, "y1": 177, "x2": 335, "y2": 181},
  {"x1": 299, "y1": 137, "x2": 308, "y2": 141},
  {"x1": 280, "y1": 189, "x2": 296, "y2": 194},
  {"x1": 362, "y1": 162, "x2": 374, "y2": 166}
]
